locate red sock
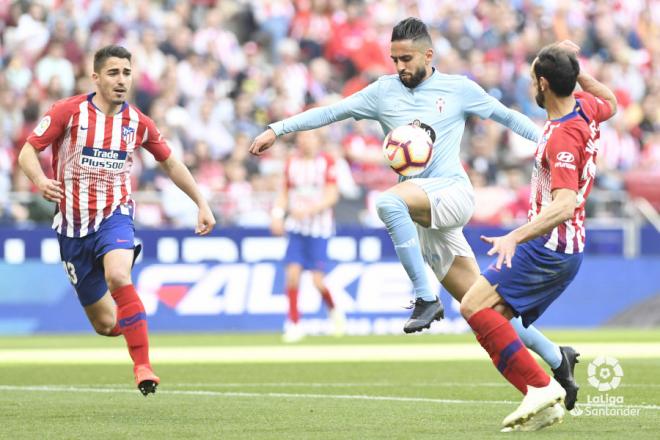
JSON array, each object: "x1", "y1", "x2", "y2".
[
  {"x1": 475, "y1": 332, "x2": 528, "y2": 394},
  {"x1": 468, "y1": 308, "x2": 550, "y2": 394},
  {"x1": 319, "y1": 286, "x2": 335, "y2": 309},
  {"x1": 111, "y1": 284, "x2": 150, "y2": 367},
  {"x1": 287, "y1": 287, "x2": 299, "y2": 323}
]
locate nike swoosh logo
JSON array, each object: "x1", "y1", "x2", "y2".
[
  {"x1": 80, "y1": 126, "x2": 88, "y2": 130},
  {"x1": 119, "y1": 312, "x2": 146, "y2": 328},
  {"x1": 386, "y1": 147, "x2": 399, "y2": 161}
]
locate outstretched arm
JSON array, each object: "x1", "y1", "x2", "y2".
[
  {"x1": 250, "y1": 81, "x2": 381, "y2": 156},
  {"x1": 461, "y1": 77, "x2": 540, "y2": 143},
  {"x1": 158, "y1": 155, "x2": 216, "y2": 235},
  {"x1": 481, "y1": 188, "x2": 576, "y2": 269},
  {"x1": 489, "y1": 102, "x2": 541, "y2": 143},
  {"x1": 250, "y1": 102, "x2": 365, "y2": 156}
]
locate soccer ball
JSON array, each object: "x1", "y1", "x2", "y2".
[{"x1": 382, "y1": 124, "x2": 433, "y2": 176}]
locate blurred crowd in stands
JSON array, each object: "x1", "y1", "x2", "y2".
[{"x1": 1, "y1": 0, "x2": 659, "y2": 229}]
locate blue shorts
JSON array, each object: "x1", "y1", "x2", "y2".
[
  {"x1": 58, "y1": 212, "x2": 137, "y2": 307},
  {"x1": 482, "y1": 237, "x2": 583, "y2": 327},
  {"x1": 284, "y1": 232, "x2": 328, "y2": 271}
]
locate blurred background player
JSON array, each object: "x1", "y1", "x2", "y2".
[
  {"x1": 460, "y1": 41, "x2": 617, "y2": 431},
  {"x1": 251, "y1": 18, "x2": 576, "y2": 394},
  {"x1": 17, "y1": 45, "x2": 216, "y2": 395},
  {"x1": 271, "y1": 130, "x2": 346, "y2": 343}
]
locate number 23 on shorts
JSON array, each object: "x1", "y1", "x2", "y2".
[{"x1": 62, "y1": 261, "x2": 78, "y2": 285}]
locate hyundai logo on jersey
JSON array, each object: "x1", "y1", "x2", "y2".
[
  {"x1": 557, "y1": 152, "x2": 575, "y2": 163},
  {"x1": 80, "y1": 147, "x2": 127, "y2": 170}
]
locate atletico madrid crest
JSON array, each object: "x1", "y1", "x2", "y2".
[{"x1": 121, "y1": 126, "x2": 135, "y2": 144}]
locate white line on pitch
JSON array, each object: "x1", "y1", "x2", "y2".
[
  {"x1": 0, "y1": 385, "x2": 659, "y2": 411},
  {"x1": 154, "y1": 381, "x2": 511, "y2": 388},
  {"x1": 159, "y1": 382, "x2": 660, "y2": 389},
  {"x1": 1, "y1": 342, "x2": 659, "y2": 364},
  {"x1": 20, "y1": 381, "x2": 660, "y2": 389},
  {"x1": 22, "y1": 381, "x2": 513, "y2": 389}
]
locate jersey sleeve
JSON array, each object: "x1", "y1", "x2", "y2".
[
  {"x1": 545, "y1": 131, "x2": 581, "y2": 192},
  {"x1": 339, "y1": 79, "x2": 381, "y2": 121},
  {"x1": 26, "y1": 102, "x2": 70, "y2": 150},
  {"x1": 140, "y1": 116, "x2": 171, "y2": 161},
  {"x1": 269, "y1": 79, "x2": 381, "y2": 136},
  {"x1": 461, "y1": 77, "x2": 498, "y2": 119},
  {"x1": 575, "y1": 91, "x2": 613, "y2": 123},
  {"x1": 489, "y1": 102, "x2": 541, "y2": 142}
]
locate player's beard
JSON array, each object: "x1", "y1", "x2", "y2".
[
  {"x1": 535, "y1": 84, "x2": 546, "y2": 109},
  {"x1": 399, "y1": 66, "x2": 427, "y2": 89}
]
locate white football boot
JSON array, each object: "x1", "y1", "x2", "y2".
[
  {"x1": 330, "y1": 309, "x2": 346, "y2": 337},
  {"x1": 282, "y1": 321, "x2": 305, "y2": 343},
  {"x1": 501, "y1": 377, "x2": 566, "y2": 430},
  {"x1": 501, "y1": 403, "x2": 564, "y2": 432}
]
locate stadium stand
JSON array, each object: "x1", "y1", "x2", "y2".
[{"x1": 1, "y1": 0, "x2": 658, "y2": 228}]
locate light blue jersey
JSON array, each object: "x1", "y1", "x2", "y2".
[
  {"x1": 269, "y1": 68, "x2": 564, "y2": 367},
  {"x1": 269, "y1": 68, "x2": 540, "y2": 186}
]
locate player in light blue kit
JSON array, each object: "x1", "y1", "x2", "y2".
[{"x1": 250, "y1": 18, "x2": 579, "y2": 403}]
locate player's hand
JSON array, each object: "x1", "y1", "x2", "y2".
[
  {"x1": 249, "y1": 128, "x2": 277, "y2": 156},
  {"x1": 195, "y1": 204, "x2": 216, "y2": 235},
  {"x1": 480, "y1": 233, "x2": 518, "y2": 270},
  {"x1": 557, "y1": 40, "x2": 580, "y2": 55},
  {"x1": 36, "y1": 176, "x2": 64, "y2": 202}
]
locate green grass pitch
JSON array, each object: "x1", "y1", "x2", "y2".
[{"x1": 0, "y1": 330, "x2": 658, "y2": 439}]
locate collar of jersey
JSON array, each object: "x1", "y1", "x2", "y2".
[
  {"x1": 87, "y1": 92, "x2": 128, "y2": 114},
  {"x1": 550, "y1": 100, "x2": 583, "y2": 123}
]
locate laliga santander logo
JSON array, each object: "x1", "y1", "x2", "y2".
[
  {"x1": 587, "y1": 356, "x2": 624, "y2": 392},
  {"x1": 570, "y1": 356, "x2": 640, "y2": 418}
]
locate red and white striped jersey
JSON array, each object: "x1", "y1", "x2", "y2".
[
  {"x1": 529, "y1": 91, "x2": 613, "y2": 254},
  {"x1": 26, "y1": 93, "x2": 171, "y2": 237},
  {"x1": 284, "y1": 152, "x2": 337, "y2": 238}
]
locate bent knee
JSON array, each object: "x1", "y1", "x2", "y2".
[
  {"x1": 104, "y1": 271, "x2": 131, "y2": 291},
  {"x1": 493, "y1": 303, "x2": 514, "y2": 320},
  {"x1": 459, "y1": 289, "x2": 489, "y2": 320},
  {"x1": 375, "y1": 192, "x2": 406, "y2": 221},
  {"x1": 92, "y1": 318, "x2": 117, "y2": 336},
  {"x1": 459, "y1": 300, "x2": 477, "y2": 321}
]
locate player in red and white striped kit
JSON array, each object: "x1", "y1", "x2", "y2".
[
  {"x1": 18, "y1": 45, "x2": 216, "y2": 395},
  {"x1": 526, "y1": 89, "x2": 605, "y2": 254},
  {"x1": 460, "y1": 41, "x2": 617, "y2": 431},
  {"x1": 270, "y1": 130, "x2": 346, "y2": 342}
]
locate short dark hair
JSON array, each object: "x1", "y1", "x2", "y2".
[
  {"x1": 533, "y1": 45, "x2": 579, "y2": 97},
  {"x1": 391, "y1": 17, "x2": 432, "y2": 47},
  {"x1": 93, "y1": 45, "x2": 132, "y2": 72}
]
